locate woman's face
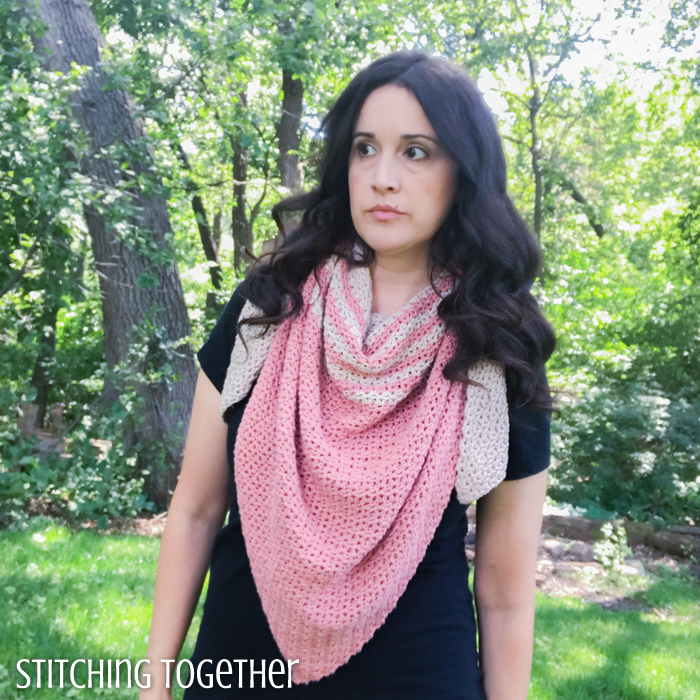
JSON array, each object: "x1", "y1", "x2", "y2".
[{"x1": 348, "y1": 84, "x2": 457, "y2": 268}]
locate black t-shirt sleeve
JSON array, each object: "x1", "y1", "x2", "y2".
[
  {"x1": 196, "y1": 279, "x2": 251, "y2": 393},
  {"x1": 503, "y1": 364, "x2": 551, "y2": 481}
]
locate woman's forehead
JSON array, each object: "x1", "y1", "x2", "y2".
[{"x1": 355, "y1": 85, "x2": 436, "y2": 138}]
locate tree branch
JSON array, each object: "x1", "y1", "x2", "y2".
[
  {"x1": 552, "y1": 170, "x2": 606, "y2": 237},
  {"x1": 0, "y1": 239, "x2": 40, "y2": 299},
  {"x1": 176, "y1": 144, "x2": 222, "y2": 289},
  {"x1": 501, "y1": 133, "x2": 528, "y2": 147}
]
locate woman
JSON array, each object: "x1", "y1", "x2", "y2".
[{"x1": 141, "y1": 50, "x2": 555, "y2": 700}]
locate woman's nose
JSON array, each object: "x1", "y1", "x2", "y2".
[{"x1": 371, "y1": 154, "x2": 400, "y2": 194}]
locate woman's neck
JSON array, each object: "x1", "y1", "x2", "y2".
[{"x1": 369, "y1": 253, "x2": 432, "y2": 317}]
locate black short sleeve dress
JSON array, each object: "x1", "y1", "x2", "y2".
[{"x1": 182, "y1": 280, "x2": 551, "y2": 700}]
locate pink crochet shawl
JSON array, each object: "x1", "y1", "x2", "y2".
[{"x1": 220, "y1": 255, "x2": 509, "y2": 684}]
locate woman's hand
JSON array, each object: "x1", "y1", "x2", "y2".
[
  {"x1": 139, "y1": 370, "x2": 231, "y2": 700},
  {"x1": 473, "y1": 469, "x2": 548, "y2": 700}
]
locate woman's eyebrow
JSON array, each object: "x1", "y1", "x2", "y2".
[{"x1": 353, "y1": 131, "x2": 439, "y2": 144}]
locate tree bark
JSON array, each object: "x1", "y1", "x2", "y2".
[
  {"x1": 25, "y1": 0, "x2": 197, "y2": 507},
  {"x1": 231, "y1": 134, "x2": 254, "y2": 271},
  {"x1": 213, "y1": 210, "x2": 222, "y2": 252},
  {"x1": 528, "y1": 93, "x2": 542, "y2": 240},
  {"x1": 225, "y1": 86, "x2": 253, "y2": 272},
  {"x1": 270, "y1": 45, "x2": 305, "y2": 242},
  {"x1": 276, "y1": 66, "x2": 304, "y2": 193}
]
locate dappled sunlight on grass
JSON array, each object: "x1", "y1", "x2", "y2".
[
  {"x1": 629, "y1": 649, "x2": 698, "y2": 698},
  {"x1": 0, "y1": 521, "x2": 203, "y2": 699},
  {"x1": 530, "y1": 592, "x2": 700, "y2": 699},
  {"x1": 636, "y1": 565, "x2": 700, "y2": 618},
  {"x1": 1, "y1": 521, "x2": 698, "y2": 699}
]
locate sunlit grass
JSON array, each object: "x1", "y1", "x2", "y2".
[
  {"x1": 0, "y1": 518, "x2": 203, "y2": 699},
  {"x1": 1, "y1": 518, "x2": 698, "y2": 699},
  {"x1": 530, "y1": 591, "x2": 700, "y2": 700}
]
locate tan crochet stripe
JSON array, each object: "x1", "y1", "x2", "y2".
[{"x1": 219, "y1": 300, "x2": 277, "y2": 413}]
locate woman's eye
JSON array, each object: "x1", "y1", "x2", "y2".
[
  {"x1": 354, "y1": 142, "x2": 428, "y2": 159},
  {"x1": 405, "y1": 145, "x2": 428, "y2": 160}
]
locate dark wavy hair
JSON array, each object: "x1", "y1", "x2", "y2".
[{"x1": 243, "y1": 50, "x2": 556, "y2": 412}]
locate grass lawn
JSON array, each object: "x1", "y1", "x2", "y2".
[
  {"x1": 530, "y1": 593, "x2": 700, "y2": 699},
  {"x1": 1, "y1": 518, "x2": 698, "y2": 699}
]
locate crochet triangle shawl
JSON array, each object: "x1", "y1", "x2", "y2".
[{"x1": 219, "y1": 254, "x2": 509, "y2": 684}]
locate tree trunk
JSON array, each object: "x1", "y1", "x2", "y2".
[
  {"x1": 276, "y1": 67, "x2": 304, "y2": 193},
  {"x1": 213, "y1": 210, "x2": 222, "y2": 252},
  {"x1": 25, "y1": 0, "x2": 197, "y2": 507},
  {"x1": 207, "y1": 210, "x2": 223, "y2": 310},
  {"x1": 29, "y1": 303, "x2": 59, "y2": 430},
  {"x1": 525, "y1": 51, "x2": 542, "y2": 242},
  {"x1": 271, "y1": 47, "x2": 305, "y2": 242},
  {"x1": 528, "y1": 95, "x2": 542, "y2": 242},
  {"x1": 466, "y1": 510, "x2": 700, "y2": 560},
  {"x1": 231, "y1": 134, "x2": 254, "y2": 271},
  {"x1": 226, "y1": 86, "x2": 253, "y2": 272}
]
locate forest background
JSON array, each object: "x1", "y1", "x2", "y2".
[{"x1": 1, "y1": 0, "x2": 700, "y2": 531}]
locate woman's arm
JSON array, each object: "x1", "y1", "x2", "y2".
[
  {"x1": 473, "y1": 469, "x2": 548, "y2": 700},
  {"x1": 139, "y1": 370, "x2": 231, "y2": 699}
]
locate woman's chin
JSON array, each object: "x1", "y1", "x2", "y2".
[{"x1": 358, "y1": 234, "x2": 421, "y2": 256}]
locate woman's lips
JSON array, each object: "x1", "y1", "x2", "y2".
[{"x1": 369, "y1": 210, "x2": 404, "y2": 220}]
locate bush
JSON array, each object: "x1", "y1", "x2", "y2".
[
  {"x1": 0, "y1": 387, "x2": 154, "y2": 530},
  {"x1": 550, "y1": 377, "x2": 700, "y2": 526}
]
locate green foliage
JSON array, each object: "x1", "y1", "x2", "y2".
[
  {"x1": 2, "y1": 0, "x2": 700, "y2": 525},
  {"x1": 550, "y1": 380, "x2": 700, "y2": 525},
  {"x1": 52, "y1": 295, "x2": 105, "y2": 421},
  {"x1": 594, "y1": 522, "x2": 635, "y2": 572},
  {"x1": 547, "y1": 190, "x2": 700, "y2": 526},
  {"x1": 0, "y1": 386, "x2": 154, "y2": 530},
  {"x1": 0, "y1": 4, "x2": 90, "y2": 303}
]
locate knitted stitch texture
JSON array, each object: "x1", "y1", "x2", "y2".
[{"x1": 220, "y1": 256, "x2": 509, "y2": 684}]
